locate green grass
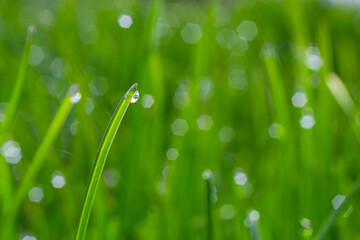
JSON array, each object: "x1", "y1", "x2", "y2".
[
  {"x1": 0, "y1": 25, "x2": 35, "y2": 218},
  {"x1": 0, "y1": 0, "x2": 360, "y2": 239},
  {"x1": 76, "y1": 83, "x2": 138, "y2": 240},
  {"x1": 1, "y1": 85, "x2": 81, "y2": 239}
]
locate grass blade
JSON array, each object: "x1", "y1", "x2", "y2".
[
  {"x1": 0, "y1": 25, "x2": 35, "y2": 216},
  {"x1": 202, "y1": 170, "x2": 213, "y2": 240},
  {"x1": 1, "y1": 85, "x2": 81, "y2": 239},
  {"x1": 75, "y1": 83, "x2": 139, "y2": 240},
  {"x1": 0, "y1": 25, "x2": 35, "y2": 141},
  {"x1": 315, "y1": 178, "x2": 360, "y2": 240},
  {"x1": 326, "y1": 73, "x2": 360, "y2": 141}
]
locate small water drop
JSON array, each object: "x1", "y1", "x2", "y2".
[
  {"x1": 68, "y1": 85, "x2": 82, "y2": 103},
  {"x1": 70, "y1": 93, "x2": 82, "y2": 103},
  {"x1": 125, "y1": 83, "x2": 140, "y2": 103},
  {"x1": 130, "y1": 90, "x2": 139, "y2": 103}
]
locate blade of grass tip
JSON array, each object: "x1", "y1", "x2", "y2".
[
  {"x1": 1, "y1": 85, "x2": 81, "y2": 239},
  {"x1": 75, "y1": 83, "x2": 139, "y2": 240},
  {"x1": 0, "y1": 25, "x2": 35, "y2": 215},
  {"x1": 326, "y1": 73, "x2": 360, "y2": 141},
  {"x1": 315, "y1": 178, "x2": 360, "y2": 240}
]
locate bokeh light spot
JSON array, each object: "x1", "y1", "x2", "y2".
[
  {"x1": 118, "y1": 14, "x2": 133, "y2": 29},
  {"x1": 142, "y1": 94, "x2": 154, "y2": 109},
  {"x1": 292, "y1": 92, "x2": 308, "y2": 108},
  {"x1": 28, "y1": 187, "x2": 44, "y2": 203},
  {"x1": 219, "y1": 127, "x2": 234, "y2": 142},
  {"x1": 166, "y1": 148, "x2": 179, "y2": 161},
  {"x1": 181, "y1": 23, "x2": 203, "y2": 44},
  {"x1": 237, "y1": 20, "x2": 258, "y2": 41},
  {"x1": 171, "y1": 119, "x2": 189, "y2": 136}
]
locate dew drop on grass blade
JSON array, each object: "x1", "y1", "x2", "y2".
[{"x1": 75, "y1": 83, "x2": 139, "y2": 240}]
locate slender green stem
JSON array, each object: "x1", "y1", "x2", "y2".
[
  {"x1": 315, "y1": 178, "x2": 360, "y2": 240},
  {"x1": 1, "y1": 85, "x2": 81, "y2": 239},
  {"x1": 75, "y1": 83, "x2": 139, "y2": 240},
  {"x1": 205, "y1": 175, "x2": 213, "y2": 240},
  {"x1": 0, "y1": 25, "x2": 35, "y2": 216},
  {"x1": 0, "y1": 25, "x2": 35, "y2": 141}
]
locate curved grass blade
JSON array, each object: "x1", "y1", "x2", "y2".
[
  {"x1": 0, "y1": 25, "x2": 35, "y2": 216},
  {"x1": 75, "y1": 83, "x2": 139, "y2": 240},
  {"x1": 1, "y1": 85, "x2": 81, "y2": 239},
  {"x1": 315, "y1": 178, "x2": 360, "y2": 240}
]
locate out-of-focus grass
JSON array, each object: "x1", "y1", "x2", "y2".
[{"x1": 0, "y1": 0, "x2": 360, "y2": 239}]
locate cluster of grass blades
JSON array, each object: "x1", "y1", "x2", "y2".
[
  {"x1": 0, "y1": 24, "x2": 140, "y2": 239},
  {"x1": 0, "y1": 26, "x2": 82, "y2": 239},
  {"x1": 75, "y1": 83, "x2": 139, "y2": 240}
]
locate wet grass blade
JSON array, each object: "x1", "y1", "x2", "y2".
[
  {"x1": 315, "y1": 178, "x2": 360, "y2": 240},
  {"x1": 75, "y1": 83, "x2": 139, "y2": 240},
  {"x1": 0, "y1": 25, "x2": 35, "y2": 216},
  {"x1": 1, "y1": 85, "x2": 81, "y2": 239}
]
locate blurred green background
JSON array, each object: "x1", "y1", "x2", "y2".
[{"x1": 1, "y1": 0, "x2": 360, "y2": 239}]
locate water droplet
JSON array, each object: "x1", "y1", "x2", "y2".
[
  {"x1": 69, "y1": 85, "x2": 82, "y2": 103},
  {"x1": 125, "y1": 83, "x2": 139, "y2": 103},
  {"x1": 70, "y1": 93, "x2": 82, "y2": 103}
]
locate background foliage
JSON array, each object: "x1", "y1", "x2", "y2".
[{"x1": 1, "y1": 0, "x2": 360, "y2": 239}]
